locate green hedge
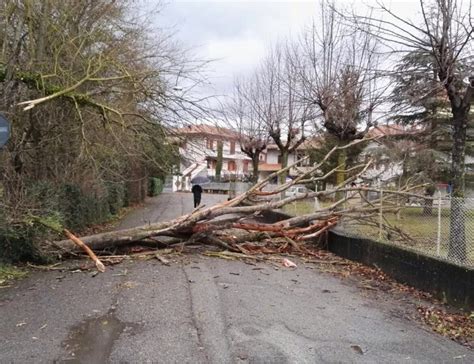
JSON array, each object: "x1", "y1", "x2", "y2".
[
  {"x1": 0, "y1": 180, "x2": 129, "y2": 263},
  {"x1": 148, "y1": 177, "x2": 163, "y2": 197},
  {"x1": 0, "y1": 216, "x2": 45, "y2": 264}
]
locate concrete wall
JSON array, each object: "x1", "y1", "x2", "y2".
[
  {"x1": 327, "y1": 230, "x2": 474, "y2": 310},
  {"x1": 267, "y1": 150, "x2": 279, "y2": 164}
]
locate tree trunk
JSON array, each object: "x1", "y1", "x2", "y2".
[
  {"x1": 423, "y1": 199, "x2": 433, "y2": 215},
  {"x1": 56, "y1": 221, "x2": 174, "y2": 252},
  {"x1": 252, "y1": 156, "x2": 260, "y2": 184},
  {"x1": 335, "y1": 148, "x2": 347, "y2": 200},
  {"x1": 448, "y1": 108, "x2": 467, "y2": 262},
  {"x1": 279, "y1": 150, "x2": 289, "y2": 200},
  {"x1": 216, "y1": 141, "x2": 223, "y2": 181},
  {"x1": 279, "y1": 150, "x2": 289, "y2": 185}
]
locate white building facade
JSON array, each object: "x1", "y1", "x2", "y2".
[
  {"x1": 173, "y1": 125, "x2": 252, "y2": 190},
  {"x1": 173, "y1": 125, "x2": 318, "y2": 190}
]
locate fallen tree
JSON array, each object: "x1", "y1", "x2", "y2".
[{"x1": 47, "y1": 137, "x2": 429, "y2": 269}]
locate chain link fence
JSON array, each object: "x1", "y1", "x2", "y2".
[{"x1": 339, "y1": 192, "x2": 474, "y2": 268}]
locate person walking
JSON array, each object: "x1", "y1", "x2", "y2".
[{"x1": 191, "y1": 184, "x2": 203, "y2": 208}]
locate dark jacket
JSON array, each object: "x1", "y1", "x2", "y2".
[{"x1": 192, "y1": 185, "x2": 203, "y2": 196}]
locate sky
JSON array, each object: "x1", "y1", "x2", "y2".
[
  {"x1": 156, "y1": 1, "x2": 317, "y2": 99},
  {"x1": 154, "y1": 0, "x2": 422, "y2": 112}
]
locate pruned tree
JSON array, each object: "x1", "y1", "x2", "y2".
[
  {"x1": 258, "y1": 43, "x2": 312, "y2": 185},
  {"x1": 345, "y1": 0, "x2": 473, "y2": 261},
  {"x1": 223, "y1": 76, "x2": 270, "y2": 183},
  {"x1": 299, "y1": 1, "x2": 384, "y2": 196}
]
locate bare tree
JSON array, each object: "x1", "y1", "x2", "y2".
[
  {"x1": 299, "y1": 1, "x2": 384, "y2": 194},
  {"x1": 345, "y1": 0, "x2": 473, "y2": 261},
  {"x1": 258, "y1": 43, "x2": 312, "y2": 185},
  {"x1": 222, "y1": 76, "x2": 270, "y2": 183}
]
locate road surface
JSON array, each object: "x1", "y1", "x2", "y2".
[{"x1": 0, "y1": 192, "x2": 472, "y2": 363}]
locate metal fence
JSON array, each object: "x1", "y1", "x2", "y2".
[{"x1": 339, "y1": 194, "x2": 474, "y2": 268}]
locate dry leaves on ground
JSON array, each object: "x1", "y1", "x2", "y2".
[{"x1": 417, "y1": 306, "x2": 474, "y2": 348}]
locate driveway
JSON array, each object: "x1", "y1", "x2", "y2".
[{"x1": 0, "y1": 192, "x2": 472, "y2": 363}]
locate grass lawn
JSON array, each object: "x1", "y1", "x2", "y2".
[
  {"x1": 345, "y1": 207, "x2": 474, "y2": 266},
  {"x1": 282, "y1": 199, "x2": 333, "y2": 215}
]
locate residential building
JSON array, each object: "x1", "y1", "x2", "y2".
[
  {"x1": 257, "y1": 138, "x2": 320, "y2": 181},
  {"x1": 171, "y1": 124, "x2": 321, "y2": 190},
  {"x1": 172, "y1": 125, "x2": 252, "y2": 190}
]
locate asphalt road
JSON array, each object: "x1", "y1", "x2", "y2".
[{"x1": 0, "y1": 192, "x2": 472, "y2": 363}]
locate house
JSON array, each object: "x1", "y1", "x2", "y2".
[
  {"x1": 172, "y1": 125, "x2": 252, "y2": 190},
  {"x1": 358, "y1": 124, "x2": 421, "y2": 186},
  {"x1": 257, "y1": 138, "x2": 319, "y2": 182},
  {"x1": 171, "y1": 124, "x2": 321, "y2": 190}
]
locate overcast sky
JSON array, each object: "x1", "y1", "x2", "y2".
[{"x1": 155, "y1": 0, "x2": 421, "y2": 109}]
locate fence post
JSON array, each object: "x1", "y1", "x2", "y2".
[
  {"x1": 314, "y1": 197, "x2": 320, "y2": 211},
  {"x1": 379, "y1": 186, "x2": 383, "y2": 241},
  {"x1": 436, "y1": 191, "x2": 442, "y2": 256}
]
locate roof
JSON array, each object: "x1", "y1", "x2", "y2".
[
  {"x1": 266, "y1": 144, "x2": 279, "y2": 150},
  {"x1": 258, "y1": 163, "x2": 281, "y2": 171},
  {"x1": 174, "y1": 124, "x2": 238, "y2": 139}
]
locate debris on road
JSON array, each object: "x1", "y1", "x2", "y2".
[
  {"x1": 417, "y1": 306, "x2": 474, "y2": 348},
  {"x1": 63, "y1": 229, "x2": 105, "y2": 273},
  {"x1": 47, "y1": 138, "x2": 423, "y2": 266},
  {"x1": 350, "y1": 344, "x2": 364, "y2": 355},
  {"x1": 155, "y1": 253, "x2": 170, "y2": 266},
  {"x1": 282, "y1": 258, "x2": 297, "y2": 268}
]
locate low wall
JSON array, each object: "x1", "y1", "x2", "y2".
[
  {"x1": 202, "y1": 182, "x2": 252, "y2": 195},
  {"x1": 327, "y1": 230, "x2": 474, "y2": 309}
]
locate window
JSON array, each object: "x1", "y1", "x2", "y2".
[
  {"x1": 228, "y1": 161, "x2": 236, "y2": 171},
  {"x1": 206, "y1": 138, "x2": 214, "y2": 150},
  {"x1": 277, "y1": 155, "x2": 282, "y2": 164},
  {"x1": 243, "y1": 160, "x2": 249, "y2": 172},
  {"x1": 230, "y1": 141, "x2": 235, "y2": 154}
]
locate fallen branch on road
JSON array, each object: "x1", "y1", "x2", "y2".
[
  {"x1": 48, "y1": 138, "x2": 427, "y2": 264},
  {"x1": 63, "y1": 229, "x2": 106, "y2": 273}
]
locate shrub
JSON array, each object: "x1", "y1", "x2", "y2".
[
  {"x1": 0, "y1": 179, "x2": 129, "y2": 263},
  {"x1": 149, "y1": 177, "x2": 163, "y2": 197}
]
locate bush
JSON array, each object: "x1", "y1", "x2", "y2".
[
  {"x1": 107, "y1": 182, "x2": 127, "y2": 214},
  {"x1": 0, "y1": 213, "x2": 50, "y2": 264},
  {"x1": 0, "y1": 179, "x2": 130, "y2": 263},
  {"x1": 149, "y1": 177, "x2": 163, "y2": 197}
]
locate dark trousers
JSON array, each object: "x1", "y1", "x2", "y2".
[{"x1": 193, "y1": 195, "x2": 201, "y2": 208}]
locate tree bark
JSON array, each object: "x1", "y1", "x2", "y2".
[
  {"x1": 216, "y1": 140, "x2": 223, "y2": 181},
  {"x1": 56, "y1": 221, "x2": 173, "y2": 252},
  {"x1": 335, "y1": 148, "x2": 347, "y2": 201},
  {"x1": 279, "y1": 150, "x2": 289, "y2": 185},
  {"x1": 252, "y1": 156, "x2": 260, "y2": 183},
  {"x1": 279, "y1": 149, "x2": 289, "y2": 200}
]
